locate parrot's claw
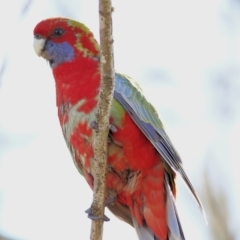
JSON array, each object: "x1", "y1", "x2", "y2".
[
  {"x1": 90, "y1": 121, "x2": 121, "y2": 147},
  {"x1": 85, "y1": 208, "x2": 110, "y2": 221},
  {"x1": 109, "y1": 124, "x2": 117, "y2": 133},
  {"x1": 90, "y1": 121, "x2": 117, "y2": 133},
  {"x1": 90, "y1": 121, "x2": 98, "y2": 130},
  {"x1": 85, "y1": 193, "x2": 117, "y2": 221}
]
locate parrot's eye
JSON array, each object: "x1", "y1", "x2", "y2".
[
  {"x1": 54, "y1": 28, "x2": 64, "y2": 36},
  {"x1": 34, "y1": 34, "x2": 41, "y2": 39}
]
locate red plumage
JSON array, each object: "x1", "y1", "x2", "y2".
[{"x1": 33, "y1": 17, "x2": 204, "y2": 240}]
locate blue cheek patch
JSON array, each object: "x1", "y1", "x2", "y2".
[{"x1": 44, "y1": 41, "x2": 74, "y2": 68}]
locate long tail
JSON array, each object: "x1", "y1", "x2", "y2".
[
  {"x1": 131, "y1": 174, "x2": 185, "y2": 240},
  {"x1": 107, "y1": 173, "x2": 185, "y2": 240},
  {"x1": 108, "y1": 202, "x2": 160, "y2": 240},
  {"x1": 132, "y1": 217, "x2": 159, "y2": 240},
  {"x1": 165, "y1": 174, "x2": 185, "y2": 240}
]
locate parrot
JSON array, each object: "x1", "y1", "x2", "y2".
[{"x1": 33, "y1": 17, "x2": 203, "y2": 240}]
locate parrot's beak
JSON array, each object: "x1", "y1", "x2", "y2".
[{"x1": 33, "y1": 36, "x2": 46, "y2": 56}]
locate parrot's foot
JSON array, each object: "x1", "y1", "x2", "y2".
[
  {"x1": 85, "y1": 193, "x2": 117, "y2": 221},
  {"x1": 90, "y1": 121, "x2": 117, "y2": 133},
  {"x1": 90, "y1": 121, "x2": 121, "y2": 146},
  {"x1": 90, "y1": 121, "x2": 98, "y2": 130},
  {"x1": 85, "y1": 207, "x2": 110, "y2": 221},
  {"x1": 108, "y1": 132, "x2": 122, "y2": 147}
]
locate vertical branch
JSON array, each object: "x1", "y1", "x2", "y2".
[{"x1": 90, "y1": 1, "x2": 115, "y2": 240}]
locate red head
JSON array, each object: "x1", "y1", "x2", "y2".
[{"x1": 33, "y1": 17, "x2": 100, "y2": 68}]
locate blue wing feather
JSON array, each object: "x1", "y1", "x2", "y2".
[{"x1": 114, "y1": 73, "x2": 204, "y2": 213}]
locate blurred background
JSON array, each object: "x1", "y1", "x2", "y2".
[{"x1": 0, "y1": 0, "x2": 239, "y2": 239}]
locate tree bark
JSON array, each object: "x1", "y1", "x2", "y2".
[{"x1": 90, "y1": 0, "x2": 115, "y2": 240}]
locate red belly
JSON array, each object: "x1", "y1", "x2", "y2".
[
  {"x1": 68, "y1": 111, "x2": 168, "y2": 239},
  {"x1": 107, "y1": 113, "x2": 168, "y2": 240}
]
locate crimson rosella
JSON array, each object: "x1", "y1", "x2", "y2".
[{"x1": 33, "y1": 17, "x2": 203, "y2": 240}]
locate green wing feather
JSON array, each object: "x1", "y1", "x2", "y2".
[{"x1": 114, "y1": 73, "x2": 204, "y2": 213}]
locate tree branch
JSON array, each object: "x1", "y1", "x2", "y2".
[{"x1": 90, "y1": 1, "x2": 115, "y2": 240}]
